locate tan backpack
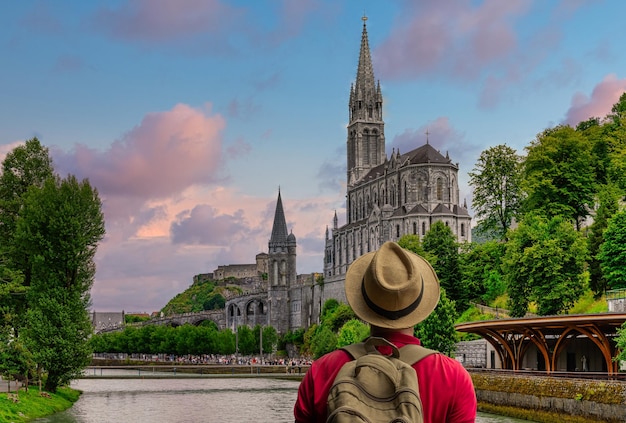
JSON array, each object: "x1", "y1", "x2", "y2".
[{"x1": 326, "y1": 337, "x2": 436, "y2": 423}]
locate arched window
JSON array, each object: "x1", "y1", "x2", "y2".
[
  {"x1": 413, "y1": 222, "x2": 417, "y2": 235},
  {"x1": 422, "y1": 222, "x2": 426, "y2": 235},
  {"x1": 437, "y1": 178, "x2": 443, "y2": 201},
  {"x1": 417, "y1": 178, "x2": 424, "y2": 202},
  {"x1": 403, "y1": 181, "x2": 408, "y2": 204},
  {"x1": 363, "y1": 129, "x2": 370, "y2": 165},
  {"x1": 396, "y1": 224, "x2": 400, "y2": 238},
  {"x1": 461, "y1": 223, "x2": 465, "y2": 237}
]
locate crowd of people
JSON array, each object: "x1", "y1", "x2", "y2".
[{"x1": 92, "y1": 352, "x2": 311, "y2": 370}]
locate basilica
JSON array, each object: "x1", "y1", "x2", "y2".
[
  {"x1": 321, "y1": 17, "x2": 471, "y2": 303},
  {"x1": 221, "y1": 16, "x2": 471, "y2": 334}
]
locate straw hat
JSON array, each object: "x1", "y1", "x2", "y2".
[{"x1": 345, "y1": 241, "x2": 440, "y2": 329}]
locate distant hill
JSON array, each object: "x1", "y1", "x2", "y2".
[{"x1": 160, "y1": 278, "x2": 244, "y2": 315}]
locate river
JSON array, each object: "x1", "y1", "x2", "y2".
[{"x1": 33, "y1": 377, "x2": 535, "y2": 422}]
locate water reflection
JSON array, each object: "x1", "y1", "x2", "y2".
[{"x1": 34, "y1": 378, "x2": 534, "y2": 423}]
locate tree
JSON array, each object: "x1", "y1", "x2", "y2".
[
  {"x1": 503, "y1": 215, "x2": 588, "y2": 317},
  {"x1": 522, "y1": 125, "x2": 596, "y2": 230},
  {"x1": 587, "y1": 185, "x2": 621, "y2": 296},
  {"x1": 236, "y1": 325, "x2": 256, "y2": 355},
  {"x1": 422, "y1": 222, "x2": 468, "y2": 312},
  {"x1": 459, "y1": 241, "x2": 507, "y2": 304},
  {"x1": 17, "y1": 175, "x2": 105, "y2": 392},
  {"x1": 0, "y1": 138, "x2": 54, "y2": 247},
  {"x1": 0, "y1": 138, "x2": 55, "y2": 331},
  {"x1": 252, "y1": 325, "x2": 278, "y2": 357},
  {"x1": 311, "y1": 325, "x2": 337, "y2": 359},
  {"x1": 598, "y1": 209, "x2": 626, "y2": 290},
  {"x1": 468, "y1": 144, "x2": 523, "y2": 240},
  {"x1": 336, "y1": 319, "x2": 370, "y2": 348},
  {"x1": 414, "y1": 288, "x2": 458, "y2": 355}
]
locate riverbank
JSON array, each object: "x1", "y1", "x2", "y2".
[{"x1": 0, "y1": 387, "x2": 80, "y2": 423}]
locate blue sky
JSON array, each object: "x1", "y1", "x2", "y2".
[{"x1": 2, "y1": 0, "x2": 626, "y2": 312}]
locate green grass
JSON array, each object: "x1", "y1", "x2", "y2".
[
  {"x1": 0, "y1": 387, "x2": 80, "y2": 423},
  {"x1": 568, "y1": 291, "x2": 608, "y2": 314}
]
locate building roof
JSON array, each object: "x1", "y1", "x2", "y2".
[{"x1": 456, "y1": 313, "x2": 626, "y2": 374}]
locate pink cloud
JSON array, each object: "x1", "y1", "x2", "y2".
[
  {"x1": 54, "y1": 103, "x2": 226, "y2": 200},
  {"x1": 374, "y1": 0, "x2": 531, "y2": 81},
  {"x1": 90, "y1": 189, "x2": 338, "y2": 311},
  {"x1": 563, "y1": 74, "x2": 626, "y2": 126},
  {"x1": 92, "y1": 0, "x2": 244, "y2": 43}
]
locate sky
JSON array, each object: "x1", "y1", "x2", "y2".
[{"x1": 2, "y1": 0, "x2": 626, "y2": 313}]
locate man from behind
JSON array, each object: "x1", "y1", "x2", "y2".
[{"x1": 294, "y1": 241, "x2": 477, "y2": 422}]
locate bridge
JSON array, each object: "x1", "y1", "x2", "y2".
[{"x1": 96, "y1": 290, "x2": 269, "y2": 334}]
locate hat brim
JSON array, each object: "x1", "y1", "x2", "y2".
[{"x1": 345, "y1": 248, "x2": 440, "y2": 329}]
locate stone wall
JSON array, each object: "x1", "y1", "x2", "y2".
[
  {"x1": 472, "y1": 372, "x2": 626, "y2": 422},
  {"x1": 455, "y1": 339, "x2": 488, "y2": 368}
]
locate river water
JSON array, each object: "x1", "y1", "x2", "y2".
[{"x1": 33, "y1": 377, "x2": 534, "y2": 423}]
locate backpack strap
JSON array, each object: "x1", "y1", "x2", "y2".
[
  {"x1": 398, "y1": 344, "x2": 438, "y2": 365},
  {"x1": 340, "y1": 337, "x2": 437, "y2": 365}
]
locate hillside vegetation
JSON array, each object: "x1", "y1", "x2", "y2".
[{"x1": 160, "y1": 278, "x2": 243, "y2": 315}]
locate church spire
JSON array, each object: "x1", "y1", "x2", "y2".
[
  {"x1": 346, "y1": 15, "x2": 386, "y2": 188},
  {"x1": 269, "y1": 188, "x2": 288, "y2": 246},
  {"x1": 355, "y1": 15, "x2": 376, "y2": 106}
]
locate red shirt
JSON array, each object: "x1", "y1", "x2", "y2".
[{"x1": 294, "y1": 332, "x2": 477, "y2": 423}]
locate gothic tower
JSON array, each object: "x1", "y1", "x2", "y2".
[
  {"x1": 267, "y1": 189, "x2": 296, "y2": 333},
  {"x1": 347, "y1": 16, "x2": 385, "y2": 186}
]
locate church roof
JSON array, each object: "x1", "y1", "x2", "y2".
[
  {"x1": 354, "y1": 142, "x2": 452, "y2": 187},
  {"x1": 409, "y1": 204, "x2": 429, "y2": 214},
  {"x1": 402, "y1": 143, "x2": 450, "y2": 165},
  {"x1": 453, "y1": 204, "x2": 471, "y2": 216},
  {"x1": 431, "y1": 203, "x2": 454, "y2": 215}
]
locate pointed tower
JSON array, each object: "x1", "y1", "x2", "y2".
[
  {"x1": 346, "y1": 15, "x2": 385, "y2": 187},
  {"x1": 267, "y1": 189, "x2": 296, "y2": 333}
]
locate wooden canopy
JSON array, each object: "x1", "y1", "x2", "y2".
[{"x1": 455, "y1": 313, "x2": 626, "y2": 374}]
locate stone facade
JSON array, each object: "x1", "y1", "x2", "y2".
[
  {"x1": 322, "y1": 17, "x2": 471, "y2": 307},
  {"x1": 221, "y1": 190, "x2": 323, "y2": 335},
  {"x1": 92, "y1": 311, "x2": 125, "y2": 334}
]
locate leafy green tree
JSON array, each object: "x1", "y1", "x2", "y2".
[
  {"x1": 503, "y1": 215, "x2": 588, "y2": 317},
  {"x1": 253, "y1": 325, "x2": 278, "y2": 356},
  {"x1": 587, "y1": 185, "x2": 621, "y2": 296},
  {"x1": 414, "y1": 288, "x2": 458, "y2": 355},
  {"x1": 469, "y1": 144, "x2": 523, "y2": 240},
  {"x1": 203, "y1": 294, "x2": 225, "y2": 310},
  {"x1": 236, "y1": 325, "x2": 256, "y2": 355},
  {"x1": 0, "y1": 259, "x2": 24, "y2": 338},
  {"x1": 459, "y1": 241, "x2": 506, "y2": 304},
  {"x1": 0, "y1": 337, "x2": 35, "y2": 393},
  {"x1": 0, "y1": 139, "x2": 55, "y2": 333},
  {"x1": 216, "y1": 329, "x2": 236, "y2": 355},
  {"x1": 598, "y1": 209, "x2": 626, "y2": 290},
  {"x1": 324, "y1": 303, "x2": 356, "y2": 332},
  {"x1": 522, "y1": 125, "x2": 596, "y2": 230},
  {"x1": 422, "y1": 221, "x2": 468, "y2": 312},
  {"x1": 397, "y1": 234, "x2": 426, "y2": 257},
  {"x1": 0, "y1": 138, "x2": 54, "y2": 248},
  {"x1": 17, "y1": 175, "x2": 105, "y2": 392},
  {"x1": 311, "y1": 325, "x2": 337, "y2": 359},
  {"x1": 336, "y1": 319, "x2": 369, "y2": 348}
]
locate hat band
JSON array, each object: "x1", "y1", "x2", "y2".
[{"x1": 361, "y1": 275, "x2": 425, "y2": 321}]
